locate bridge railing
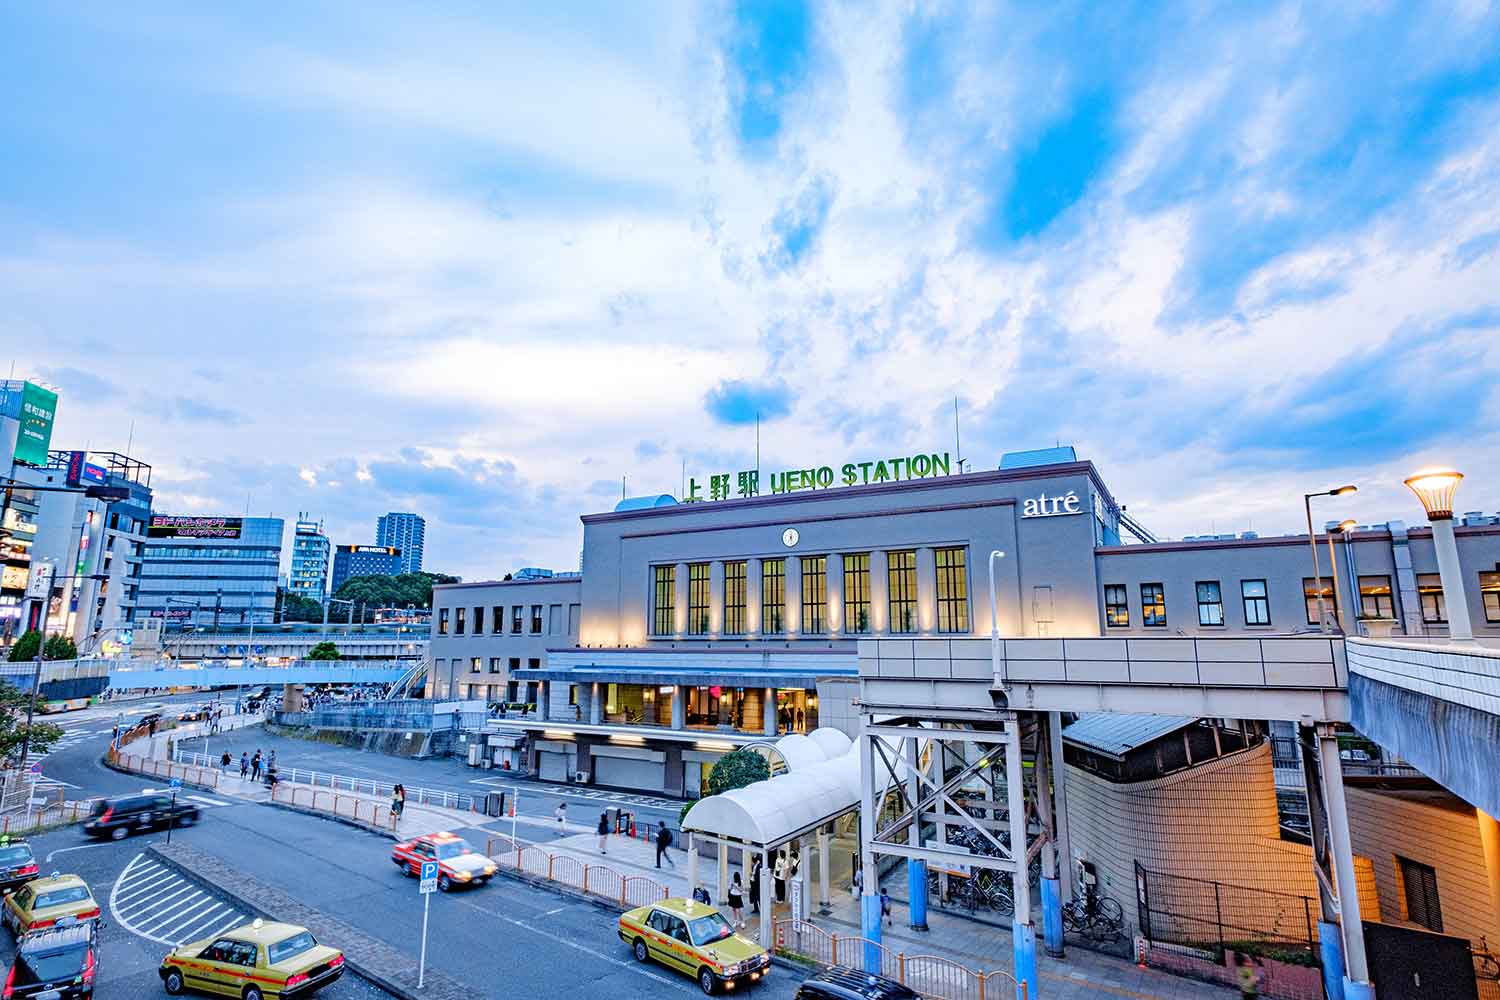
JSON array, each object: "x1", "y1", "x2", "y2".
[{"x1": 171, "y1": 748, "x2": 476, "y2": 812}]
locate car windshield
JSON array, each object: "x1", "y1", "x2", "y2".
[
  {"x1": 688, "y1": 912, "x2": 734, "y2": 946},
  {"x1": 90, "y1": 800, "x2": 111, "y2": 817},
  {"x1": 0, "y1": 846, "x2": 31, "y2": 865},
  {"x1": 33, "y1": 886, "x2": 90, "y2": 909},
  {"x1": 20, "y1": 947, "x2": 86, "y2": 983},
  {"x1": 267, "y1": 930, "x2": 317, "y2": 965},
  {"x1": 433, "y1": 841, "x2": 470, "y2": 860}
]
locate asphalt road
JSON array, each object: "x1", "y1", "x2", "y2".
[{"x1": 23, "y1": 701, "x2": 805, "y2": 1000}]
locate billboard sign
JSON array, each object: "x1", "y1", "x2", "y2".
[
  {"x1": 66, "y1": 452, "x2": 110, "y2": 488},
  {"x1": 13, "y1": 383, "x2": 58, "y2": 467},
  {"x1": 26, "y1": 562, "x2": 53, "y2": 599},
  {"x1": 148, "y1": 515, "x2": 243, "y2": 539}
]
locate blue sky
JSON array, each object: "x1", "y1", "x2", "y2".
[{"x1": 2, "y1": 2, "x2": 1498, "y2": 578}]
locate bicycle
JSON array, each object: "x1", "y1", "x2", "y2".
[{"x1": 1061, "y1": 889, "x2": 1125, "y2": 942}]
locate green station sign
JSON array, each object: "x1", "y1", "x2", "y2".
[{"x1": 687, "y1": 451, "x2": 955, "y2": 502}]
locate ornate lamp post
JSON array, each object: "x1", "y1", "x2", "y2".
[{"x1": 1403, "y1": 470, "x2": 1472, "y2": 642}]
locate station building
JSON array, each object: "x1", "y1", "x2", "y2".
[{"x1": 429, "y1": 446, "x2": 1500, "y2": 797}]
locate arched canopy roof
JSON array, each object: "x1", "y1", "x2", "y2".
[
  {"x1": 683, "y1": 727, "x2": 866, "y2": 849},
  {"x1": 613, "y1": 494, "x2": 678, "y2": 512}
]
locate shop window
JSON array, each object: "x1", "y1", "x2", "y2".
[
  {"x1": 688, "y1": 563, "x2": 710, "y2": 635},
  {"x1": 1358, "y1": 575, "x2": 1395, "y2": 619},
  {"x1": 935, "y1": 547, "x2": 969, "y2": 633},
  {"x1": 1141, "y1": 583, "x2": 1166, "y2": 627},
  {"x1": 801, "y1": 555, "x2": 827, "y2": 634},
  {"x1": 1241, "y1": 580, "x2": 1270, "y2": 626},
  {"x1": 1303, "y1": 578, "x2": 1337, "y2": 626},
  {"x1": 652, "y1": 565, "x2": 675, "y2": 635},
  {"x1": 530, "y1": 605, "x2": 543, "y2": 634},
  {"x1": 1398, "y1": 856, "x2": 1443, "y2": 932},
  {"x1": 438, "y1": 609, "x2": 449, "y2": 635},
  {"x1": 1417, "y1": 573, "x2": 1445, "y2": 624},
  {"x1": 723, "y1": 561, "x2": 747, "y2": 635},
  {"x1": 454, "y1": 607, "x2": 466, "y2": 635},
  {"x1": 492, "y1": 606, "x2": 504, "y2": 634},
  {"x1": 1195, "y1": 581, "x2": 1223, "y2": 626},
  {"x1": 511, "y1": 606, "x2": 523, "y2": 634},
  {"x1": 843, "y1": 553, "x2": 871, "y2": 634},
  {"x1": 1481, "y1": 571, "x2": 1500, "y2": 624},
  {"x1": 888, "y1": 550, "x2": 917, "y2": 634},
  {"x1": 1104, "y1": 585, "x2": 1129, "y2": 627},
  {"x1": 761, "y1": 559, "x2": 785, "y2": 634}
]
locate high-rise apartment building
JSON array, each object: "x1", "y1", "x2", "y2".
[
  {"x1": 289, "y1": 515, "x2": 330, "y2": 601},
  {"x1": 376, "y1": 512, "x2": 425, "y2": 574}
]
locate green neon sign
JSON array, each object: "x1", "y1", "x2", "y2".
[{"x1": 686, "y1": 452, "x2": 954, "y2": 502}]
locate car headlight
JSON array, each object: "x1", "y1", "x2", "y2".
[{"x1": 455, "y1": 871, "x2": 471, "y2": 880}]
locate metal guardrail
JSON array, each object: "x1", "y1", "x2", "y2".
[
  {"x1": 773, "y1": 918, "x2": 1023, "y2": 1000},
  {"x1": 272, "y1": 699, "x2": 486, "y2": 734},
  {"x1": 111, "y1": 750, "x2": 222, "y2": 790},
  {"x1": 170, "y1": 749, "x2": 476, "y2": 812},
  {"x1": 485, "y1": 833, "x2": 670, "y2": 908},
  {"x1": 271, "y1": 783, "x2": 396, "y2": 833}
]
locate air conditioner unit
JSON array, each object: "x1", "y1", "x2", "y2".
[{"x1": 574, "y1": 770, "x2": 591, "y2": 785}]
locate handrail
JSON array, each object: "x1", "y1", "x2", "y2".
[
  {"x1": 170, "y1": 749, "x2": 474, "y2": 812},
  {"x1": 485, "y1": 834, "x2": 669, "y2": 909},
  {"x1": 773, "y1": 918, "x2": 1023, "y2": 1000}
]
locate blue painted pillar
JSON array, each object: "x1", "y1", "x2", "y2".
[
  {"x1": 1012, "y1": 919, "x2": 1038, "y2": 999},
  {"x1": 1318, "y1": 921, "x2": 1346, "y2": 1000},
  {"x1": 1342, "y1": 980, "x2": 1374, "y2": 1000},
  {"x1": 860, "y1": 892, "x2": 883, "y2": 973},
  {"x1": 1040, "y1": 876, "x2": 1064, "y2": 957},
  {"x1": 907, "y1": 859, "x2": 928, "y2": 930}
]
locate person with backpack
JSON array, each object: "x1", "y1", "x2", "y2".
[
  {"x1": 655, "y1": 823, "x2": 675, "y2": 868},
  {"x1": 597, "y1": 811, "x2": 610, "y2": 854}
]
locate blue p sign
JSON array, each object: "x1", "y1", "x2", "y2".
[
  {"x1": 421, "y1": 861, "x2": 438, "y2": 880},
  {"x1": 170, "y1": 778, "x2": 182, "y2": 788}
]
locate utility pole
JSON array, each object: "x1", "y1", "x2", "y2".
[{"x1": 213, "y1": 588, "x2": 223, "y2": 632}]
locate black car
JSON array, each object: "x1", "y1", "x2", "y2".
[
  {"x1": 5, "y1": 922, "x2": 97, "y2": 997},
  {"x1": 796, "y1": 968, "x2": 921, "y2": 1000},
  {"x1": 0, "y1": 839, "x2": 38, "y2": 895},
  {"x1": 82, "y1": 794, "x2": 199, "y2": 841}
]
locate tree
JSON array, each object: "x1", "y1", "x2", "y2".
[
  {"x1": 279, "y1": 593, "x2": 325, "y2": 623},
  {"x1": 42, "y1": 634, "x2": 76, "y2": 660},
  {"x1": 7, "y1": 630, "x2": 40, "y2": 662},
  {"x1": 306, "y1": 641, "x2": 341, "y2": 661},
  {"x1": 332, "y1": 572, "x2": 461, "y2": 621},
  {"x1": 0, "y1": 680, "x2": 63, "y2": 765},
  {"x1": 706, "y1": 749, "x2": 770, "y2": 796}
]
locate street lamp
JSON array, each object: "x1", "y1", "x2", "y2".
[
  {"x1": 1303, "y1": 485, "x2": 1357, "y2": 634},
  {"x1": 1326, "y1": 520, "x2": 1357, "y2": 634},
  {"x1": 988, "y1": 550, "x2": 1006, "y2": 689},
  {"x1": 1404, "y1": 470, "x2": 1472, "y2": 642}
]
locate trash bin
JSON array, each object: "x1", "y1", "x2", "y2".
[
  {"x1": 467, "y1": 743, "x2": 482, "y2": 767},
  {"x1": 485, "y1": 791, "x2": 504, "y2": 817}
]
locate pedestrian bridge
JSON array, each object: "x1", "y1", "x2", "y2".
[{"x1": 0, "y1": 657, "x2": 411, "y2": 693}]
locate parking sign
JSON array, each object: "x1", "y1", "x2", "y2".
[{"x1": 419, "y1": 860, "x2": 438, "y2": 894}]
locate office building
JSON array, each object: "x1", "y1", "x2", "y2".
[
  {"x1": 138, "y1": 515, "x2": 283, "y2": 626},
  {"x1": 289, "y1": 515, "x2": 330, "y2": 601},
  {"x1": 330, "y1": 544, "x2": 402, "y2": 593},
  {"x1": 0, "y1": 379, "x2": 59, "y2": 645},
  {"x1": 14, "y1": 451, "x2": 153, "y2": 652},
  {"x1": 376, "y1": 512, "x2": 425, "y2": 574}
]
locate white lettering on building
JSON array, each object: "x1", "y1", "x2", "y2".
[{"x1": 1022, "y1": 490, "x2": 1085, "y2": 518}]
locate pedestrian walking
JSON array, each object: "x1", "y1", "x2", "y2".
[
  {"x1": 111, "y1": 725, "x2": 119, "y2": 748},
  {"x1": 220, "y1": 751, "x2": 231, "y2": 771},
  {"x1": 880, "y1": 887, "x2": 892, "y2": 927},
  {"x1": 728, "y1": 872, "x2": 745, "y2": 927},
  {"x1": 692, "y1": 885, "x2": 711, "y2": 905},
  {"x1": 852, "y1": 865, "x2": 863, "y2": 898},
  {"x1": 555, "y1": 802, "x2": 567, "y2": 829},
  {"x1": 250, "y1": 751, "x2": 262, "y2": 782},
  {"x1": 597, "y1": 811, "x2": 610, "y2": 854},
  {"x1": 655, "y1": 823, "x2": 675, "y2": 868},
  {"x1": 268, "y1": 750, "x2": 276, "y2": 770},
  {"x1": 749, "y1": 860, "x2": 762, "y2": 914},
  {"x1": 773, "y1": 851, "x2": 787, "y2": 902},
  {"x1": 1235, "y1": 953, "x2": 1260, "y2": 999},
  {"x1": 239, "y1": 753, "x2": 249, "y2": 780},
  {"x1": 148, "y1": 718, "x2": 157, "y2": 738}
]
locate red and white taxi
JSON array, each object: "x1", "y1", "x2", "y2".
[{"x1": 391, "y1": 831, "x2": 498, "y2": 891}]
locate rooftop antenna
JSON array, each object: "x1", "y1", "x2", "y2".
[
  {"x1": 953, "y1": 396, "x2": 963, "y2": 473},
  {"x1": 622, "y1": 476, "x2": 626, "y2": 500},
  {"x1": 680, "y1": 459, "x2": 685, "y2": 501},
  {"x1": 755, "y1": 411, "x2": 761, "y2": 487},
  {"x1": 125, "y1": 419, "x2": 135, "y2": 457}
]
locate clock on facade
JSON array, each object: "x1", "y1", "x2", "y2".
[{"x1": 781, "y1": 528, "x2": 799, "y2": 547}]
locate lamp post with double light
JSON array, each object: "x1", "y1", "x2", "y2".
[
  {"x1": 1304, "y1": 485, "x2": 1357, "y2": 634},
  {"x1": 1404, "y1": 470, "x2": 1472, "y2": 642}
]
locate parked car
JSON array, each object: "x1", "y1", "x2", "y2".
[
  {"x1": 2, "y1": 874, "x2": 100, "y2": 936},
  {"x1": 795, "y1": 967, "x2": 921, "y2": 1000},
  {"x1": 4, "y1": 921, "x2": 98, "y2": 997},
  {"x1": 83, "y1": 795, "x2": 199, "y2": 841},
  {"x1": 619, "y1": 898, "x2": 769, "y2": 994}
]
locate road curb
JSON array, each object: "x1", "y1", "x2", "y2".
[{"x1": 145, "y1": 841, "x2": 473, "y2": 1000}]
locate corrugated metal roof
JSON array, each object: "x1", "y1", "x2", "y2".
[
  {"x1": 999, "y1": 446, "x2": 1077, "y2": 469},
  {"x1": 1062, "y1": 713, "x2": 1196, "y2": 759}
]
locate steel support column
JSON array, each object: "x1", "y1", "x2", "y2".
[
  {"x1": 1317, "y1": 725, "x2": 1373, "y2": 1000},
  {"x1": 1006, "y1": 716, "x2": 1038, "y2": 999},
  {"x1": 1035, "y1": 713, "x2": 1063, "y2": 958}
]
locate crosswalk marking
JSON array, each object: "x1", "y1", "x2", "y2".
[
  {"x1": 185, "y1": 795, "x2": 230, "y2": 807},
  {"x1": 110, "y1": 853, "x2": 246, "y2": 947}
]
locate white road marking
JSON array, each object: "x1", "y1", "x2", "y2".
[
  {"x1": 109, "y1": 854, "x2": 232, "y2": 947},
  {"x1": 44, "y1": 843, "x2": 111, "y2": 863},
  {"x1": 117, "y1": 874, "x2": 182, "y2": 908},
  {"x1": 178, "y1": 903, "x2": 232, "y2": 941},
  {"x1": 185, "y1": 795, "x2": 230, "y2": 807}
]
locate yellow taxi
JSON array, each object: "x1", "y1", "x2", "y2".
[
  {"x1": 390, "y1": 831, "x2": 497, "y2": 891},
  {"x1": 619, "y1": 897, "x2": 770, "y2": 994},
  {"x1": 1, "y1": 873, "x2": 100, "y2": 936},
  {"x1": 159, "y1": 918, "x2": 344, "y2": 999}
]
